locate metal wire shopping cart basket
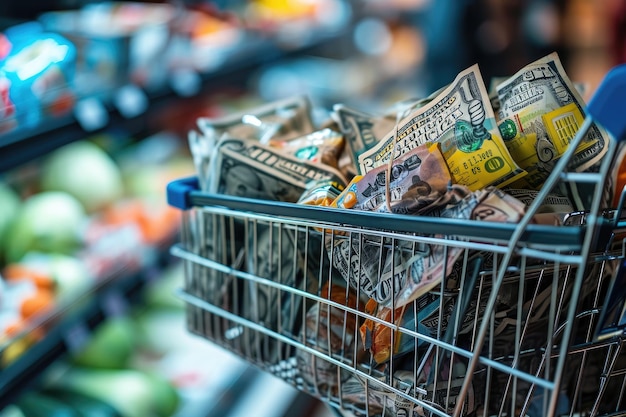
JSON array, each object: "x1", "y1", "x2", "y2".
[{"x1": 167, "y1": 65, "x2": 626, "y2": 417}]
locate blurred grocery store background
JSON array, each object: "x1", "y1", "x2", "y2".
[{"x1": 0, "y1": 1, "x2": 623, "y2": 416}]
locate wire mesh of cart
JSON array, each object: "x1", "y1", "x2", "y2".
[{"x1": 167, "y1": 65, "x2": 626, "y2": 417}]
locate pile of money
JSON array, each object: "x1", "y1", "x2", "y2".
[
  {"x1": 357, "y1": 64, "x2": 526, "y2": 191},
  {"x1": 186, "y1": 51, "x2": 612, "y2": 417},
  {"x1": 189, "y1": 52, "x2": 608, "y2": 211},
  {"x1": 188, "y1": 96, "x2": 353, "y2": 364},
  {"x1": 328, "y1": 184, "x2": 526, "y2": 311}
]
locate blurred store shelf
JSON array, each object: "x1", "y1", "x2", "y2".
[{"x1": 0, "y1": 29, "x2": 351, "y2": 173}]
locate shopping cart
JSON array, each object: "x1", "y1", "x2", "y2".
[{"x1": 167, "y1": 65, "x2": 626, "y2": 417}]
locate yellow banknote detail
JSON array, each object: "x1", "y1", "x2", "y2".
[{"x1": 542, "y1": 102, "x2": 591, "y2": 156}]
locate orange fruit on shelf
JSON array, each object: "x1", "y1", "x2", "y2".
[
  {"x1": 3, "y1": 264, "x2": 55, "y2": 291},
  {"x1": 20, "y1": 289, "x2": 55, "y2": 320}
]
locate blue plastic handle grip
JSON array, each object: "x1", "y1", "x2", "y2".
[
  {"x1": 588, "y1": 64, "x2": 626, "y2": 142},
  {"x1": 167, "y1": 177, "x2": 199, "y2": 210}
]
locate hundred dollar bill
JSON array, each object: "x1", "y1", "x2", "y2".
[
  {"x1": 333, "y1": 143, "x2": 451, "y2": 215},
  {"x1": 496, "y1": 52, "x2": 609, "y2": 189},
  {"x1": 192, "y1": 96, "x2": 315, "y2": 191},
  {"x1": 209, "y1": 137, "x2": 348, "y2": 202},
  {"x1": 490, "y1": 76, "x2": 587, "y2": 123},
  {"x1": 358, "y1": 65, "x2": 526, "y2": 191},
  {"x1": 332, "y1": 93, "x2": 448, "y2": 179}
]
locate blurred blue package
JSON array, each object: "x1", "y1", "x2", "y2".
[
  {"x1": 39, "y1": 2, "x2": 174, "y2": 95},
  {"x1": 0, "y1": 21, "x2": 76, "y2": 135}
]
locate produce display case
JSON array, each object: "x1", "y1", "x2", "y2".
[{"x1": 0, "y1": 1, "x2": 364, "y2": 414}]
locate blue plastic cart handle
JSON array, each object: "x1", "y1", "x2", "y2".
[
  {"x1": 588, "y1": 64, "x2": 626, "y2": 142},
  {"x1": 167, "y1": 177, "x2": 199, "y2": 210}
]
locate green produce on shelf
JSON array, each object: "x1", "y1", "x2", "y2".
[
  {"x1": 15, "y1": 391, "x2": 79, "y2": 417},
  {"x1": 71, "y1": 316, "x2": 138, "y2": 370},
  {"x1": 41, "y1": 141, "x2": 124, "y2": 214},
  {"x1": 53, "y1": 368, "x2": 179, "y2": 417},
  {"x1": 5, "y1": 192, "x2": 87, "y2": 263},
  {"x1": 41, "y1": 388, "x2": 123, "y2": 417},
  {"x1": 0, "y1": 184, "x2": 20, "y2": 258},
  {"x1": 135, "y1": 310, "x2": 185, "y2": 356},
  {"x1": 140, "y1": 372, "x2": 180, "y2": 417},
  {"x1": 141, "y1": 263, "x2": 185, "y2": 311}
]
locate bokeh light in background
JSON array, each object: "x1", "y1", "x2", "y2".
[
  {"x1": 247, "y1": 0, "x2": 625, "y2": 113},
  {"x1": 523, "y1": 1, "x2": 560, "y2": 48},
  {"x1": 353, "y1": 18, "x2": 392, "y2": 56}
]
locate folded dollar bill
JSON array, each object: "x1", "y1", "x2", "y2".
[
  {"x1": 269, "y1": 127, "x2": 346, "y2": 170},
  {"x1": 210, "y1": 137, "x2": 348, "y2": 201},
  {"x1": 342, "y1": 143, "x2": 451, "y2": 214},
  {"x1": 198, "y1": 95, "x2": 315, "y2": 144},
  {"x1": 298, "y1": 179, "x2": 345, "y2": 206},
  {"x1": 333, "y1": 105, "x2": 398, "y2": 175},
  {"x1": 190, "y1": 96, "x2": 316, "y2": 191},
  {"x1": 496, "y1": 52, "x2": 610, "y2": 190}
]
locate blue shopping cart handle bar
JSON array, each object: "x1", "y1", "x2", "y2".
[
  {"x1": 166, "y1": 176, "x2": 199, "y2": 210},
  {"x1": 166, "y1": 177, "x2": 590, "y2": 247},
  {"x1": 588, "y1": 64, "x2": 626, "y2": 142}
]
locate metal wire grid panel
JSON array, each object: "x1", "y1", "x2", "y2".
[
  {"x1": 172, "y1": 200, "x2": 626, "y2": 417},
  {"x1": 168, "y1": 65, "x2": 626, "y2": 417}
]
